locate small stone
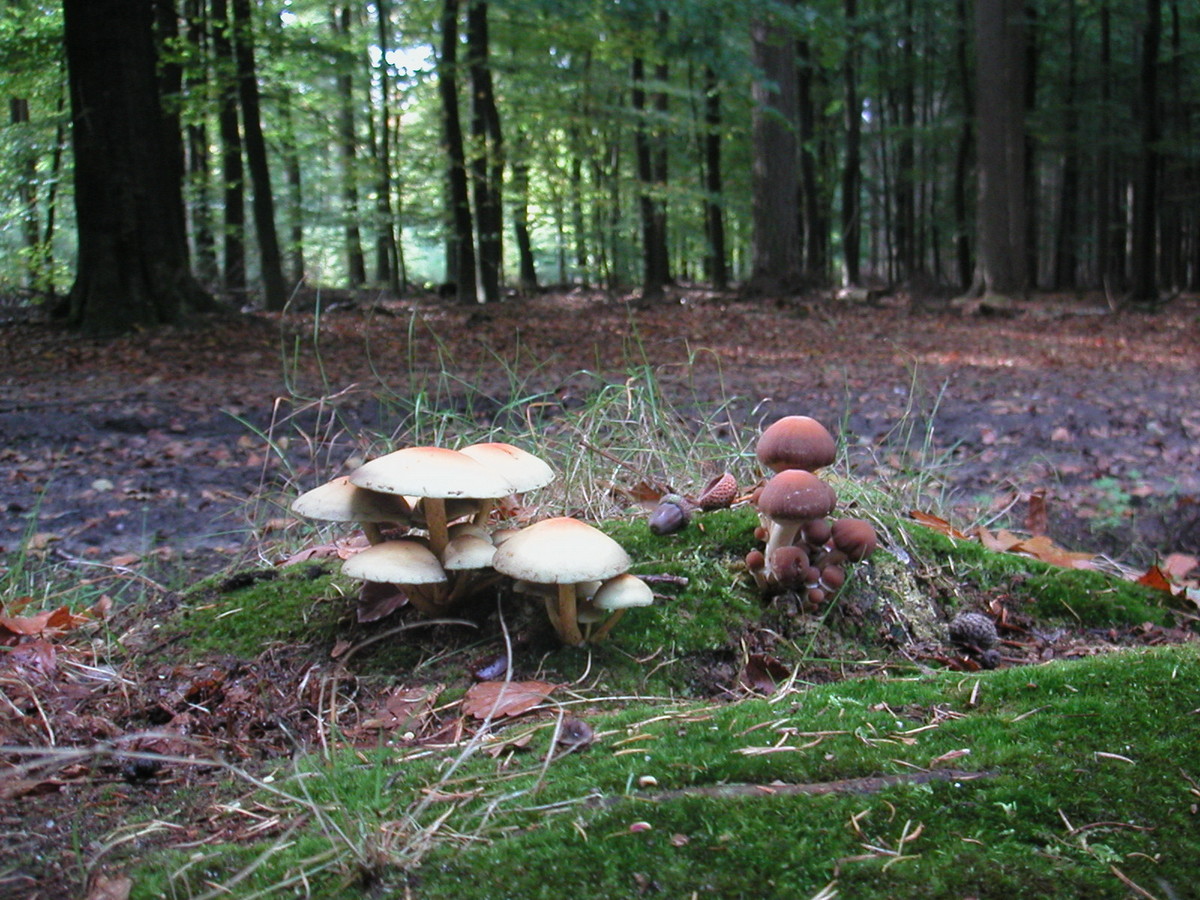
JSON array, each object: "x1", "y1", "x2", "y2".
[{"x1": 948, "y1": 611, "x2": 999, "y2": 650}]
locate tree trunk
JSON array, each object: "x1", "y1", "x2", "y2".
[
  {"x1": 896, "y1": 0, "x2": 917, "y2": 280},
  {"x1": 467, "y1": 0, "x2": 503, "y2": 304},
  {"x1": 748, "y1": 13, "x2": 802, "y2": 295},
  {"x1": 797, "y1": 39, "x2": 826, "y2": 280},
  {"x1": 332, "y1": 5, "x2": 366, "y2": 288},
  {"x1": 438, "y1": 0, "x2": 475, "y2": 302},
  {"x1": 1129, "y1": 0, "x2": 1161, "y2": 304},
  {"x1": 702, "y1": 64, "x2": 727, "y2": 290},
  {"x1": 632, "y1": 48, "x2": 670, "y2": 301},
  {"x1": 231, "y1": 0, "x2": 285, "y2": 309},
  {"x1": 971, "y1": 0, "x2": 1027, "y2": 298},
  {"x1": 1096, "y1": 3, "x2": 1122, "y2": 290},
  {"x1": 841, "y1": 0, "x2": 861, "y2": 285},
  {"x1": 511, "y1": 131, "x2": 538, "y2": 293},
  {"x1": 63, "y1": 0, "x2": 213, "y2": 334},
  {"x1": 1052, "y1": 0, "x2": 1079, "y2": 290},
  {"x1": 183, "y1": 0, "x2": 218, "y2": 286},
  {"x1": 212, "y1": 0, "x2": 245, "y2": 295},
  {"x1": 373, "y1": 0, "x2": 400, "y2": 293}
]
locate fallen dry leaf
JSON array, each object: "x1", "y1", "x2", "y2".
[
  {"x1": 461, "y1": 680, "x2": 559, "y2": 720},
  {"x1": 85, "y1": 873, "x2": 132, "y2": 900}
]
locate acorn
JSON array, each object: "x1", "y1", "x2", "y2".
[{"x1": 648, "y1": 494, "x2": 694, "y2": 535}]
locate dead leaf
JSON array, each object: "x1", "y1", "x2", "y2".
[
  {"x1": 1025, "y1": 489, "x2": 1048, "y2": 537},
  {"x1": 361, "y1": 686, "x2": 441, "y2": 732},
  {"x1": 462, "y1": 680, "x2": 559, "y2": 720},
  {"x1": 1136, "y1": 565, "x2": 1174, "y2": 593},
  {"x1": 909, "y1": 510, "x2": 969, "y2": 540},
  {"x1": 1010, "y1": 535, "x2": 1096, "y2": 569},
  {"x1": 85, "y1": 873, "x2": 132, "y2": 900},
  {"x1": 1162, "y1": 553, "x2": 1198, "y2": 581},
  {"x1": 736, "y1": 653, "x2": 791, "y2": 694},
  {"x1": 357, "y1": 581, "x2": 409, "y2": 622}
]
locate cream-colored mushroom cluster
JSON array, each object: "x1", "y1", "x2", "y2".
[
  {"x1": 291, "y1": 442, "x2": 651, "y2": 645},
  {"x1": 745, "y1": 416, "x2": 878, "y2": 611}
]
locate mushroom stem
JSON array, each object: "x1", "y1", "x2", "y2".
[
  {"x1": 762, "y1": 521, "x2": 803, "y2": 572},
  {"x1": 472, "y1": 498, "x2": 497, "y2": 526},
  {"x1": 589, "y1": 608, "x2": 627, "y2": 643},
  {"x1": 405, "y1": 583, "x2": 444, "y2": 616},
  {"x1": 422, "y1": 497, "x2": 451, "y2": 558},
  {"x1": 361, "y1": 522, "x2": 385, "y2": 545},
  {"x1": 556, "y1": 583, "x2": 585, "y2": 645}
]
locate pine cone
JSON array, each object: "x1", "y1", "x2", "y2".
[
  {"x1": 696, "y1": 472, "x2": 738, "y2": 510},
  {"x1": 948, "y1": 611, "x2": 999, "y2": 650}
]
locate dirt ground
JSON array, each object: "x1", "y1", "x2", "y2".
[
  {"x1": 2, "y1": 287, "x2": 1198, "y2": 570},
  {"x1": 1, "y1": 287, "x2": 1199, "y2": 898}
]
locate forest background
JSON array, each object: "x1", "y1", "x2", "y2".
[{"x1": 1, "y1": 0, "x2": 1196, "y2": 331}]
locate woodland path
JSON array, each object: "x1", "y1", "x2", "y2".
[{"x1": 2, "y1": 289, "x2": 1198, "y2": 577}]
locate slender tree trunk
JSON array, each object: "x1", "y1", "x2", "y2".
[
  {"x1": 632, "y1": 43, "x2": 670, "y2": 300},
  {"x1": 702, "y1": 64, "x2": 727, "y2": 290},
  {"x1": 749, "y1": 13, "x2": 802, "y2": 294},
  {"x1": 467, "y1": 0, "x2": 503, "y2": 303},
  {"x1": 212, "y1": 0, "x2": 244, "y2": 294},
  {"x1": 372, "y1": 0, "x2": 400, "y2": 292},
  {"x1": 1022, "y1": 2, "x2": 1039, "y2": 289},
  {"x1": 9, "y1": 97, "x2": 42, "y2": 289},
  {"x1": 895, "y1": 0, "x2": 917, "y2": 280},
  {"x1": 952, "y1": 0, "x2": 973, "y2": 290},
  {"x1": 64, "y1": 0, "x2": 213, "y2": 334},
  {"x1": 971, "y1": 0, "x2": 1028, "y2": 297},
  {"x1": 438, "y1": 0, "x2": 475, "y2": 302},
  {"x1": 1129, "y1": 0, "x2": 1161, "y2": 304},
  {"x1": 231, "y1": 0, "x2": 285, "y2": 309},
  {"x1": 1096, "y1": 3, "x2": 1122, "y2": 290},
  {"x1": 841, "y1": 0, "x2": 861, "y2": 285},
  {"x1": 1052, "y1": 0, "x2": 1079, "y2": 290},
  {"x1": 797, "y1": 39, "x2": 827, "y2": 280},
  {"x1": 332, "y1": 5, "x2": 366, "y2": 288},
  {"x1": 183, "y1": 0, "x2": 218, "y2": 285},
  {"x1": 511, "y1": 131, "x2": 538, "y2": 293}
]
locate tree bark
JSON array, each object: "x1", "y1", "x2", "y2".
[
  {"x1": 841, "y1": 0, "x2": 862, "y2": 285},
  {"x1": 1129, "y1": 0, "x2": 1161, "y2": 304},
  {"x1": 438, "y1": 0, "x2": 476, "y2": 302},
  {"x1": 952, "y1": 0, "x2": 973, "y2": 290},
  {"x1": 702, "y1": 64, "x2": 727, "y2": 290},
  {"x1": 1052, "y1": 0, "x2": 1079, "y2": 290},
  {"x1": 63, "y1": 0, "x2": 213, "y2": 334},
  {"x1": 748, "y1": 12, "x2": 802, "y2": 295},
  {"x1": 511, "y1": 131, "x2": 538, "y2": 293},
  {"x1": 231, "y1": 0, "x2": 286, "y2": 309},
  {"x1": 332, "y1": 5, "x2": 366, "y2": 289},
  {"x1": 632, "y1": 44, "x2": 670, "y2": 300},
  {"x1": 212, "y1": 0, "x2": 245, "y2": 294},
  {"x1": 971, "y1": 0, "x2": 1027, "y2": 298},
  {"x1": 183, "y1": 0, "x2": 218, "y2": 286},
  {"x1": 467, "y1": 0, "x2": 503, "y2": 303},
  {"x1": 373, "y1": 0, "x2": 400, "y2": 293}
]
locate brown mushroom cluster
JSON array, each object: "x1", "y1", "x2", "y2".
[
  {"x1": 745, "y1": 416, "x2": 878, "y2": 611},
  {"x1": 291, "y1": 442, "x2": 651, "y2": 645}
]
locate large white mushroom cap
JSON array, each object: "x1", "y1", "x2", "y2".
[
  {"x1": 459, "y1": 442, "x2": 556, "y2": 492},
  {"x1": 350, "y1": 446, "x2": 515, "y2": 499},
  {"x1": 342, "y1": 539, "x2": 447, "y2": 585},
  {"x1": 291, "y1": 476, "x2": 411, "y2": 523},
  {"x1": 491, "y1": 517, "x2": 631, "y2": 584}
]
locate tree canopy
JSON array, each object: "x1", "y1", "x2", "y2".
[{"x1": 1, "y1": 0, "x2": 1197, "y2": 331}]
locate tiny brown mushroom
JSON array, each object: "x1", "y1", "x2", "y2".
[
  {"x1": 756, "y1": 416, "x2": 837, "y2": 474},
  {"x1": 830, "y1": 517, "x2": 878, "y2": 562}
]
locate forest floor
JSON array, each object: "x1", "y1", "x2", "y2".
[
  {"x1": 2, "y1": 286, "x2": 1199, "y2": 898},
  {"x1": 2, "y1": 285, "x2": 1198, "y2": 572}
]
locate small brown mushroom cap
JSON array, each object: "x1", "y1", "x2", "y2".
[
  {"x1": 758, "y1": 470, "x2": 837, "y2": 523},
  {"x1": 756, "y1": 416, "x2": 837, "y2": 474},
  {"x1": 830, "y1": 518, "x2": 878, "y2": 562}
]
